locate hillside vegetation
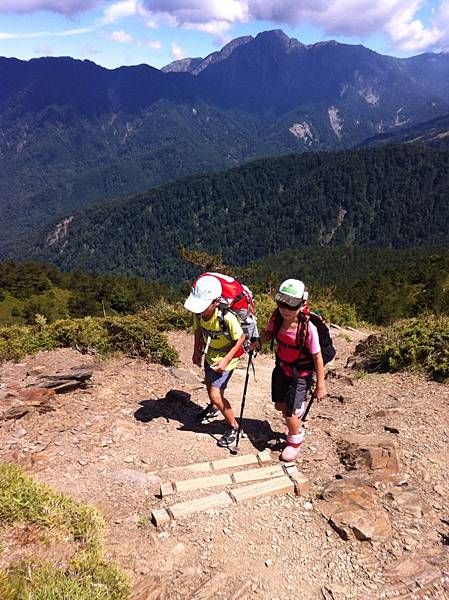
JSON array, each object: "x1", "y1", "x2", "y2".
[{"x1": 34, "y1": 145, "x2": 449, "y2": 282}]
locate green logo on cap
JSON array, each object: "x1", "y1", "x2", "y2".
[{"x1": 281, "y1": 283, "x2": 298, "y2": 295}]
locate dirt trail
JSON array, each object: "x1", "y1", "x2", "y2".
[{"x1": 1, "y1": 327, "x2": 449, "y2": 599}]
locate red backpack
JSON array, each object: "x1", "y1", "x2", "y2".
[{"x1": 194, "y1": 272, "x2": 258, "y2": 355}]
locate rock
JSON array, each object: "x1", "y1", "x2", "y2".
[
  {"x1": 384, "y1": 425, "x2": 400, "y2": 434},
  {"x1": 321, "y1": 477, "x2": 391, "y2": 542},
  {"x1": 322, "y1": 478, "x2": 377, "y2": 508},
  {"x1": 0, "y1": 388, "x2": 56, "y2": 420},
  {"x1": 335, "y1": 433, "x2": 400, "y2": 474},
  {"x1": 329, "y1": 506, "x2": 391, "y2": 542},
  {"x1": 382, "y1": 556, "x2": 442, "y2": 590},
  {"x1": 383, "y1": 488, "x2": 426, "y2": 518}
]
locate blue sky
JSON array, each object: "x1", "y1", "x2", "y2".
[{"x1": 0, "y1": 1, "x2": 448, "y2": 70}]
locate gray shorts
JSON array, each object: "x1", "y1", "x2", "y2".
[
  {"x1": 271, "y1": 365, "x2": 313, "y2": 416},
  {"x1": 204, "y1": 363, "x2": 233, "y2": 390}
]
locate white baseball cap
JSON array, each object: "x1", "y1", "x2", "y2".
[
  {"x1": 184, "y1": 275, "x2": 222, "y2": 314},
  {"x1": 274, "y1": 279, "x2": 308, "y2": 307}
]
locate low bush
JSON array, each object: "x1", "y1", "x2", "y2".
[
  {"x1": 0, "y1": 314, "x2": 178, "y2": 365},
  {"x1": 356, "y1": 315, "x2": 449, "y2": 380}
]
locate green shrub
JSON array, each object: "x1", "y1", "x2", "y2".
[
  {"x1": 103, "y1": 315, "x2": 178, "y2": 365},
  {"x1": 139, "y1": 300, "x2": 192, "y2": 331},
  {"x1": 47, "y1": 318, "x2": 111, "y2": 355},
  {"x1": 358, "y1": 315, "x2": 449, "y2": 380},
  {"x1": 0, "y1": 314, "x2": 178, "y2": 365}
]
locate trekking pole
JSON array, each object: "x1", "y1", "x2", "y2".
[
  {"x1": 302, "y1": 396, "x2": 314, "y2": 421},
  {"x1": 230, "y1": 349, "x2": 254, "y2": 455}
]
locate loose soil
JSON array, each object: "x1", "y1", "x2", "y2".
[{"x1": 1, "y1": 327, "x2": 448, "y2": 599}]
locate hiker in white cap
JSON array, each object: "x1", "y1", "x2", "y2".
[
  {"x1": 250, "y1": 279, "x2": 327, "y2": 461},
  {"x1": 184, "y1": 275, "x2": 246, "y2": 449}
]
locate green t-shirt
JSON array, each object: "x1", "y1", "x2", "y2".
[{"x1": 193, "y1": 309, "x2": 244, "y2": 370}]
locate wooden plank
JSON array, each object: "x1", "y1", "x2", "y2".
[
  {"x1": 166, "y1": 450, "x2": 271, "y2": 475},
  {"x1": 229, "y1": 476, "x2": 294, "y2": 503},
  {"x1": 159, "y1": 482, "x2": 175, "y2": 497},
  {"x1": 161, "y1": 463, "x2": 288, "y2": 498},
  {"x1": 287, "y1": 470, "x2": 310, "y2": 496},
  {"x1": 256, "y1": 449, "x2": 272, "y2": 465},
  {"x1": 211, "y1": 453, "x2": 258, "y2": 470},
  {"x1": 232, "y1": 464, "x2": 285, "y2": 483},
  {"x1": 151, "y1": 508, "x2": 171, "y2": 526},
  {"x1": 175, "y1": 473, "x2": 233, "y2": 494},
  {"x1": 212, "y1": 449, "x2": 271, "y2": 471},
  {"x1": 169, "y1": 491, "x2": 233, "y2": 520}
]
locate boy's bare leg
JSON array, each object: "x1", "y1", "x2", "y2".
[{"x1": 207, "y1": 384, "x2": 237, "y2": 428}]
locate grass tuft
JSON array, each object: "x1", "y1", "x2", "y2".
[{"x1": 0, "y1": 463, "x2": 130, "y2": 600}]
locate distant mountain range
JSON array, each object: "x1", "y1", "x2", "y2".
[
  {"x1": 2, "y1": 29, "x2": 449, "y2": 257},
  {"x1": 32, "y1": 145, "x2": 449, "y2": 282}
]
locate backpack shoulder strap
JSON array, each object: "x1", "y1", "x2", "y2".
[
  {"x1": 270, "y1": 309, "x2": 283, "y2": 351},
  {"x1": 295, "y1": 314, "x2": 310, "y2": 354}
]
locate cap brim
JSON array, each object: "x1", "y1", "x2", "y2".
[
  {"x1": 184, "y1": 294, "x2": 212, "y2": 314},
  {"x1": 274, "y1": 292, "x2": 303, "y2": 307}
]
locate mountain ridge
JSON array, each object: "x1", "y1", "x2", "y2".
[{"x1": 2, "y1": 29, "x2": 449, "y2": 258}]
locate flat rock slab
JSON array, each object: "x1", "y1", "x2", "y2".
[{"x1": 334, "y1": 432, "x2": 400, "y2": 474}]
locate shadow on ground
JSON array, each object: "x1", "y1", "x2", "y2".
[{"x1": 134, "y1": 389, "x2": 285, "y2": 452}]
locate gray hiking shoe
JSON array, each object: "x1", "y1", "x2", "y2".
[{"x1": 217, "y1": 426, "x2": 245, "y2": 448}]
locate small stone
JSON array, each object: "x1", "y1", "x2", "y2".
[
  {"x1": 265, "y1": 559, "x2": 273, "y2": 567},
  {"x1": 78, "y1": 459, "x2": 87, "y2": 466},
  {"x1": 304, "y1": 502, "x2": 313, "y2": 510}
]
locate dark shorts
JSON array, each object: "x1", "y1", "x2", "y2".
[
  {"x1": 204, "y1": 363, "x2": 233, "y2": 390},
  {"x1": 271, "y1": 365, "x2": 312, "y2": 416}
]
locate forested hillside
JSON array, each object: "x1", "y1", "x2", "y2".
[
  {"x1": 0, "y1": 261, "x2": 175, "y2": 325},
  {"x1": 2, "y1": 30, "x2": 449, "y2": 256},
  {"x1": 363, "y1": 112, "x2": 449, "y2": 148},
  {"x1": 34, "y1": 145, "x2": 449, "y2": 282}
]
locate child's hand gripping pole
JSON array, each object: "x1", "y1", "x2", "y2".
[{"x1": 230, "y1": 348, "x2": 254, "y2": 455}]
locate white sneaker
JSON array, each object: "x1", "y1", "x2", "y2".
[{"x1": 280, "y1": 431, "x2": 305, "y2": 461}]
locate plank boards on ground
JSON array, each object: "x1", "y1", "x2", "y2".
[
  {"x1": 170, "y1": 449, "x2": 271, "y2": 474},
  {"x1": 159, "y1": 463, "x2": 298, "y2": 497},
  {"x1": 152, "y1": 474, "x2": 298, "y2": 525}
]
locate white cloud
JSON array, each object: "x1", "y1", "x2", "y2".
[
  {"x1": 0, "y1": 26, "x2": 94, "y2": 39},
  {"x1": 183, "y1": 20, "x2": 231, "y2": 36},
  {"x1": 170, "y1": 41, "x2": 186, "y2": 59},
  {"x1": 0, "y1": 0, "x2": 101, "y2": 15},
  {"x1": 385, "y1": 1, "x2": 442, "y2": 51},
  {"x1": 110, "y1": 29, "x2": 132, "y2": 42},
  {"x1": 141, "y1": 0, "x2": 449, "y2": 52},
  {"x1": 101, "y1": 0, "x2": 138, "y2": 24}
]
